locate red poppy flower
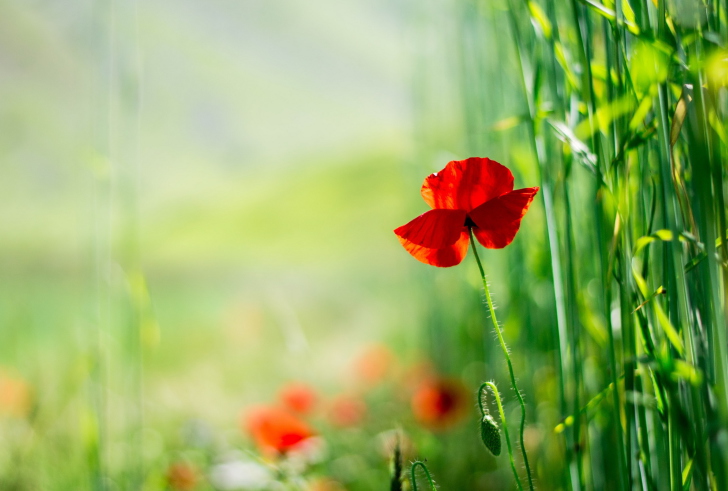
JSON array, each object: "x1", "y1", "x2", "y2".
[
  {"x1": 307, "y1": 477, "x2": 348, "y2": 491},
  {"x1": 165, "y1": 462, "x2": 198, "y2": 491},
  {"x1": 394, "y1": 157, "x2": 539, "y2": 267},
  {"x1": 244, "y1": 405, "x2": 314, "y2": 456},
  {"x1": 327, "y1": 394, "x2": 367, "y2": 427},
  {"x1": 411, "y1": 377, "x2": 469, "y2": 430},
  {"x1": 279, "y1": 382, "x2": 318, "y2": 415},
  {"x1": 0, "y1": 371, "x2": 31, "y2": 418},
  {"x1": 353, "y1": 344, "x2": 394, "y2": 386}
]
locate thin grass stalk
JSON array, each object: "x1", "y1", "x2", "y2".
[
  {"x1": 117, "y1": 0, "x2": 144, "y2": 486},
  {"x1": 683, "y1": 75, "x2": 711, "y2": 491},
  {"x1": 567, "y1": 2, "x2": 630, "y2": 488},
  {"x1": 532, "y1": 1, "x2": 588, "y2": 487},
  {"x1": 563, "y1": 177, "x2": 586, "y2": 491},
  {"x1": 620, "y1": 198, "x2": 641, "y2": 491},
  {"x1": 609, "y1": 16, "x2": 643, "y2": 485},
  {"x1": 503, "y1": 4, "x2": 573, "y2": 487},
  {"x1": 601, "y1": 7, "x2": 638, "y2": 490},
  {"x1": 700, "y1": 52, "x2": 728, "y2": 491},
  {"x1": 542, "y1": 5, "x2": 577, "y2": 484},
  {"x1": 89, "y1": 0, "x2": 116, "y2": 488},
  {"x1": 684, "y1": 36, "x2": 727, "y2": 488},
  {"x1": 469, "y1": 229, "x2": 534, "y2": 491},
  {"x1": 654, "y1": 50, "x2": 684, "y2": 491},
  {"x1": 641, "y1": 3, "x2": 687, "y2": 490}
]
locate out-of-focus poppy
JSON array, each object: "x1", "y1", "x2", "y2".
[
  {"x1": 307, "y1": 477, "x2": 347, "y2": 491},
  {"x1": 244, "y1": 405, "x2": 314, "y2": 456},
  {"x1": 0, "y1": 371, "x2": 31, "y2": 418},
  {"x1": 353, "y1": 345, "x2": 394, "y2": 385},
  {"x1": 411, "y1": 377, "x2": 470, "y2": 430},
  {"x1": 279, "y1": 382, "x2": 318, "y2": 415},
  {"x1": 400, "y1": 360, "x2": 436, "y2": 392},
  {"x1": 165, "y1": 462, "x2": 197, "y2": 491},
  {"x1": 394, "y1": 157, "x2": 539, "y2": 267},
  {"x1": 327, "y1": 395, "x2": 367, "y2": 428}
]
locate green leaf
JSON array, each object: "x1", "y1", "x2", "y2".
[
  {"x1": 629, "y1": 93, "x2": 655, "y2": 130},
  {"x1": 655, "y1": 304, "x2": 685, "y2": 357},
  {"x1": 528, "y1": 1, "x2": 552, "y2": 39},
  {"x1": 554, "y1": 41, "x2": 580, "y2": 90},
  {"x1": 632, "y1": 285, "x2": 666, "y2": 313},
  {"x1": 682, "y1": 458, "x2": 694, "y2": 491},
  {"x1": 649, "y1": 369, "x2": 665, "y2": 415},
  {"x1": 630, "y1": 40, "x2": 670, "y2": 97},
  {"x1": 621, "y1": 0, "x2": 636, "y2": 24},
  {"x1": 670, "y1": 93, "x2": 689, "y2": 148},
  {"x1": 575, "y1": 94, "x2": 634, "y2": 140},
  {"x1": 671, "y1": 360, "x2": 703, "y2": 386},
  {"x1": 633, "y1": 229, "x2": 675, "y2": 254},
  {"x1": 547, "y1": 119, "x2": 598, "y2": 173},
  {"x1": 577, "y1": 0, "x2": 640, "y2": 34},
  {"x1": 491, "y1": 114, "x2": 528, "y2": 131}
]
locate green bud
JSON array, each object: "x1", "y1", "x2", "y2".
[{"x1": 480, "y1": 414, "x2": 501, "y2": 456}]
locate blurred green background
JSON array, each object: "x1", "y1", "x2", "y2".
[
  {"x1": 7, "y1": 1, "x2": 722, "y2": 490},
  {"x1": 0, "y1": 0, "x2": 420, "y2": 486},
  {"x1": 2, "y1": 0, "x2": 522, "y2": 489}
]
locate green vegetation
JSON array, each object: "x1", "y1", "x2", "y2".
[
  {"x1": 412, "y1": 0, "x2": 728, "y2": 489},
  {"x1": 1, "y1": 0, "x2": 727, "y2": 490}
]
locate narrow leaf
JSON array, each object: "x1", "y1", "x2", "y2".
[
  {"x1": 491, "y1": 114, "x2": 528, "y2": 131},
  {"x1": 670, "y1": 96, "x2": 688, "y2": 147}
]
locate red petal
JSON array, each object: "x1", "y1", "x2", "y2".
[
  {"x1": 394, "y1": 209, "x2": 466, "y2": 248},
  {"x1": 396, "y1": 229, "x2": 470, "y2": 267},
  {"x1": 469, "y1": 187, "x2": 539, "y2": 249},
  {"x1": 421, "y1": 157, "x2": 514, "y2": 211},
  {"x1": 245, "y1": 406, "x2": 313, "y2": 454}
]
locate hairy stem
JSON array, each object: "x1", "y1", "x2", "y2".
[
  {"x1": 410, "y1": 461, "x2": 437, "y2": 491},
  {"x1": 480, "y1": 382, "x2": 523, "y2": 491},
  {"x1": 470, "y1": 228, "x2": 534, "y2": 491}
]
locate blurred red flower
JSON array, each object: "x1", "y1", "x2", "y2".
[
  {"x1": 394, "y1": 157, "x2": 539, "y2": 267},
  {"x1": 307, "y1": 477, "x2": 347, "y2": 491},
  {"x1": 0, "y1": 371, "x2": 31, "y2": 418},
  {"x1": 327, "y1": 395, "x2": 367, "y2": 428},
  {"x1": 244, "y1": 405, "x2": 314, "y2": 455},
  {"x1": 165, "y1": 462, "x2": 197, "y2": 491},
  {"x1": 353, "y1": 344, "x2": 394, "y2": 386},
  {"x1": 279, "y1": 382, "x2": 317, "y2": 415},
  {"x1": 411, "y1": 377, "x2": 469, "y2": 430}
]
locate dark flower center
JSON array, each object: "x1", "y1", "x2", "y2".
[{"x1": 464, "y1": 215, "x2": 476, "y2": 228}]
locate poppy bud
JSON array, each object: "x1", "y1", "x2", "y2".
[{"x1": 480, "y1": 413, "x2": 501, "y2": 456}]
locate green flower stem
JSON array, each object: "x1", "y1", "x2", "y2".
[
  {"x1": 479, "y1": 382, "x2": 523, "y2": 491},
  {"x1": 469, "y1": 228, "x2": 534, "y2": 491},
  {"x1": 410, "y1": 461, "x2": 437, "y2": 491}
]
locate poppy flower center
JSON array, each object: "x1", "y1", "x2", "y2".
[
  {"x1": 434, "y1": 390, "x2": 457, "y2": 414},
  {"x1": 464, "y1": 215, "x2": 476, "y2": 228}
]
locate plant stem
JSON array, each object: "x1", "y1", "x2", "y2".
[
  {"x1": 410, "y1": 461, "x2": 437, "y2": 491},
  {"x1": 480, "y1": 382, "x2": 523, "y2": 491},
  {"x1": 469, "y1": 228, "x2": 534, "y2": 491}
]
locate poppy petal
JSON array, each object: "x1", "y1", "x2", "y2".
[
  {"x1": 469, "y1": 187, "x2": 539, "y2": 249},
  {"x1": 397, "y1": 229, "x2": 470, "y2": 267},
  {"x1": 421, "y1": 157, "x2": 514, "y2": 211},
  {"x1": 394, "y1": 209, "x2": 467, "y2": 248}
]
